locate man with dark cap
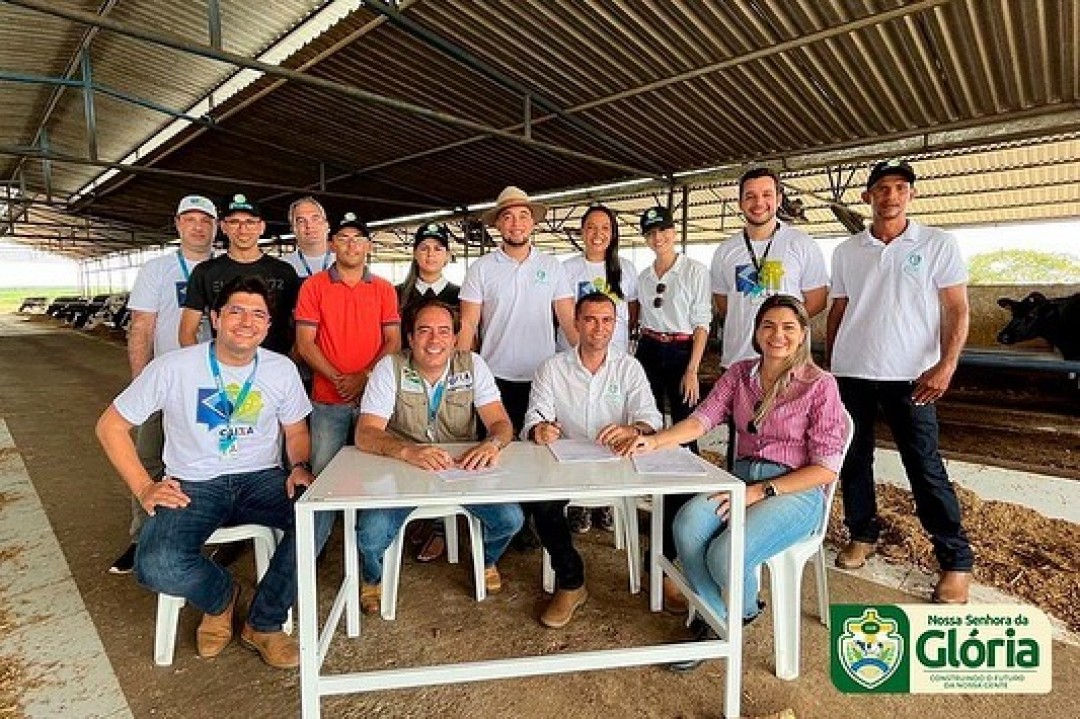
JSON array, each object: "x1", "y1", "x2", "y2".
[
  {"x1": 827, "y1": 159, "x2": 974, "y2": 604},
  {"x1": 295, "y1": 211, "x2": 401, "y2": 482},
  {"x1": 180, "y1": 193, "x2": 300, "y2": 356}
]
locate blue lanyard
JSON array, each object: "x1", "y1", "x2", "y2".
[
  {"x1": 298, "y1": 251, "x2": 332, "y2": 277},
  {"x1": 208, "y1": 343, "x2": 259, "y2": 453},
  {"x1": 176, "y1": 250, "x2": 192, "y2": 281}
]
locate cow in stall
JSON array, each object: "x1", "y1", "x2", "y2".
[{"x1": 996, "y1": 292, "x2": 1080, "y2": 360}]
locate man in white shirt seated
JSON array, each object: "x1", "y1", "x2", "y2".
[
  {"x1": 522, "y1": 292, "x2": 663, "y2": 628},
  {"x1": 96, "y1": 276, "x2": 314, "y2": 669},
  {"x1": 353, "y1": 300, "x2": 523, "y2": 615}
]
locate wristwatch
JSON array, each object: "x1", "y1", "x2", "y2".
[
  {"x1": 292, "y1": 460, "x2": 313, "y2": 473},
  {"x1": 762, "y1": 481, "x2": 778, "y2": 498},
  {"x1": 485, "y1": 436, "x2": 505, "y2": 450}
]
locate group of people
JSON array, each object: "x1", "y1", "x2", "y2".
[{"x1": 96, "y1": 157, "x2": 974, "y2": 674}]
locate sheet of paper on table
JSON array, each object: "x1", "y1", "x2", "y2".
[
  {"x1": 632, "y1": 447, "x2": 709, "y2": 476},
  {"x1": 546, "y1": 439, "x2": 620, "y2": 463},
  {"x1": 434, "y1": 465, "x2": 509, "y2": 481}
]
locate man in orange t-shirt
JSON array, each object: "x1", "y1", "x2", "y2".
[{"x1": 295, "y1": 212, "x2": 401, "y2": 545}]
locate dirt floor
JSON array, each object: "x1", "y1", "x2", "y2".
[{"x1": 1, "y1": 313, "x2": 1078, "y2": 719}]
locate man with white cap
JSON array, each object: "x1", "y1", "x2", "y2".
[
  {"x1": 457, "y1": 186, "x2": 577, "y2": 431},
  {"x1": 179, "y1": 193, "x2": 300, "y2": 356},
  {"x1": 108, "y1": 194, "x2": 218, "y2": 574}
]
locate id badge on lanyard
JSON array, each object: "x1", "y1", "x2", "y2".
[{"x1": 208, "y1": 343, "x2": 258, "y2": 459}]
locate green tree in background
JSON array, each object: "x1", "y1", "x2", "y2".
[{"x1": 968, "y1": 250, "x2": 1080, "y2": 285}]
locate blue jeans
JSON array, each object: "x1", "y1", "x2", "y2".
[
  {"x1": 310, "y1": 401, "x2": 359, "y2": 551},
  {"x1": 357, "y1": 504, "x2": 524, "y2": 584},
  {"x1": 135, "y1": 468, "x2": 296, "y2": 632},
  {"x1": 672, "y1": 459, "x2": 824, "y2": 622},
  {"x1": 837, "y1": 377, "x2": 973, "y2": 571}
]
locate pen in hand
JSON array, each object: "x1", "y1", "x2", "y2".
[{"x1": 535, "y1": 410, "x2": 562, "y2": 442}]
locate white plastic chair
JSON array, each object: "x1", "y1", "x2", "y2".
[
  {"x1": 154, "y1": 524, "x2": 291, "y2": 667},
  {"x1": 760, "y1": 410, "x2": 854, "y2": 680},
  {"x1": 542, "y1": 496, "x2": 641, "y2": 594},
  {"x1": 379, "y1": 505, "x2": 486, "y2": 620}
]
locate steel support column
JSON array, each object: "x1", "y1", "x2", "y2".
[{"x1": 80, "y1": 50, "x2": 98, "y2": 162}]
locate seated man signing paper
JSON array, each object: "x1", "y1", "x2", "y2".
[
  {"x1": 353, "y1": 300, "x2": 523, "y2": 615},
  {"x1": 521, "y1": 292, "x2": 662, "y2": 628}
]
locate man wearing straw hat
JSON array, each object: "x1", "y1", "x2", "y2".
[{"x1": 457, "y1": 186, "x2": 578, "y2": 433}]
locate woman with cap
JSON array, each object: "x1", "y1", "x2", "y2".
[
  {"x1": 624, "y1": 295, "x2": 848, "y2": 672},
  {"x1": 559, "y1": 204, "x2": 640, "y2": 534},
  {"x1": 635, "y1": 205, "x2": 713, "y2": 614},
  {"x1": 397, "y1": 222, "x2": 460, "y2": 336},
  {"x1": 396, "y1": 221, "x2": 461, "y2": 563}
]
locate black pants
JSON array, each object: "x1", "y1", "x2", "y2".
[
  {"x1": 635, "y1": 335, "x2": 697, "y2": 561},
  {"x1": 494, "y1": 378, "x2": 532, "y2": 437},
  {"x1": 531, "y1": 500, "x2": 584, "y2": 590},
  {"x1": 837, "y1": 377, "x2": 974, "y2": 572}
]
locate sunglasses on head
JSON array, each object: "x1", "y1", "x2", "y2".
[{"x1": 652, "y1": 282, "x2": 667, "y2": 308}]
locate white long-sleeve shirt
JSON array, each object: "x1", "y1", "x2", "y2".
[{"x1": 522, "y1": 346, "x2": 662, "y2": 441}]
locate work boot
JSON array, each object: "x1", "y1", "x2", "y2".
[
  {"x1": 568, "y1": 506, "x2": 591, "y2": 534},
  {"x1": 836, "y1": 540, "x2": 876, "y2": 569},
  {"x1": 196, "y1": 583, "x2": 239, "y2": 658},
  {"x1": 484, "y1": 565, "x2": 503, "y2": 594},
  {"x1": 540, "y1": 586, "x2": 589, "y2": 628},
  {"x1": 240, "y1": 624, "x2": 300, "y2": 669},
  {"x1": 360, "y1": 583, "x2": 381, "y2": 615},
  {"x1": 932, "y1": 570, "x2": 971, "y2": 604},
  {"x1": 663, "y1": 576, "x2": 689, "y2": 615},
  {"x1": 596, "y1": 507, "x2": 616, "y2": 532}
]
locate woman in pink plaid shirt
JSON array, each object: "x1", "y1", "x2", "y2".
[{"x1": 627, "y1": 294, "x2": 848, "y2": 672}]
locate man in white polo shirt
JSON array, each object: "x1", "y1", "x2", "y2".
[
  {"x1": 457, "y1": 185, "x2": 578, "y2": 432},
  {"x1": 108, "y1": 194, "x2": 217, "y2": 574},
  {"x1": 711, "y1": 167, "x2": 829, "y2": 368},
  {"x1": 522, "y1": 292, "x2": 662, "y2": 628},
  {"x1": 827, "y1": 159, "x2": 973, "y2": 604}
]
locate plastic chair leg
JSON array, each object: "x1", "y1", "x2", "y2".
[
  {"x1": 445, "y1": 514, "x2": 460, "y2": 564},
  {"x1": 154, "y1": 594, "x2": 184, "y2": 666},
  {"x1": 466, "y1": 513, "x2": 486, "y2": 601}
]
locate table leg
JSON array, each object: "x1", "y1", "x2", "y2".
[
  {"x1": 296, "y1": 506, "x2": 321, "y2": 719},
  {"x1": 649, "y1": 493, "x2": 664, "y2": 612},
  {"x1": 724, "y1": 482, "x2": 746, "y2": 719},
  {"x1": 344, "y1": 507, "x2": 360, "y2": 637}
]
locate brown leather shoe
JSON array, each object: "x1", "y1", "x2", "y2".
[
  {"x1": 240, "y1": 624, "x2": 299, "y2": 669},
  {"x1": 484, "y1": 565, "x2": 502, "y2": 594},
  {"x1": 196, "y1": 583, "x2": 239, "y2": 658},
  {"x1": 836, "y1": 540, "x2": 876, "y2": 569},
  {"x1": 360, "y1": 583, "x2": 381, "y2": 615},
  {"x1": 932, "y1": 570, "x2": 971, "y2": 604},
  {"x1": 540, "y1": 586, "x2": 589, "y2": 628},
  {"x1": 663, "y1": 576, "x2": 689, "y2": 615}
]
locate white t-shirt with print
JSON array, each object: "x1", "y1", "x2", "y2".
[
  {"x1": 361, "y1": 352, "x2": 501, "y2": 419},
  {"x1": 558, "y1": 255, "x2": 639, "y2": 352},
  {"x1": 459, "y1": 247, "x2": 573, "y2": 381},
  {"x1": 128, "y1": 250, "x2": 209, "y2": 357},
  {"x1": 830, "y1": 220, "x2": 968, "y2": 380},
  {"x1": 710, "y1": 223, "x2": 828, "y2": 368},
  {"x1": 113, "y1": 344, "x2": 312, "y2": 481}
]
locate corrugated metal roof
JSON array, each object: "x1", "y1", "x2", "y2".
[{"x1": 0, "y1": 0, "x2": 1077, "y2": 258}]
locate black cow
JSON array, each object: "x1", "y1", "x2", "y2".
[{"x1": 997, "y1": 292, "x2": 1080, "y2": 360}]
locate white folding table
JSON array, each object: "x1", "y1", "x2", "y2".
[{"x1": 295, "y1": 442, "x2": 746, "y2": 718}]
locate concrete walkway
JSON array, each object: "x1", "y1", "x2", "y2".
[{"x1": 0, "y1": 418, "x2": 132, "y2": 718}]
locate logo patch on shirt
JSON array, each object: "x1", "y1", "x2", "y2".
[
  {"x1": 446, "y1": 371, "x2": 473, "y2": 391},
  {"x1": 604, "y1": 382, "x2": 621, "y2": 401},
  {"x1": 400, "y1": 367, "x2": 424, "y2": 393},
  {"x1": 903, "y1": 252, "x2": 923, "y2": 276},
  {"x1": 175, "y1": 280, "x2": 189, "y2": 306},
  {"x1": 534, "y1": 269, "x2": 550, "y2": 286}
]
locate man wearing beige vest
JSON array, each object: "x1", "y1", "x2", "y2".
[{"x1": 352, "y1": 300, "x2": 523, "y2": 615}]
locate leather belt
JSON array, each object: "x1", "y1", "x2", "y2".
[{"x1": 640, "y1": 328, "x2": 693, "y2": 343}]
